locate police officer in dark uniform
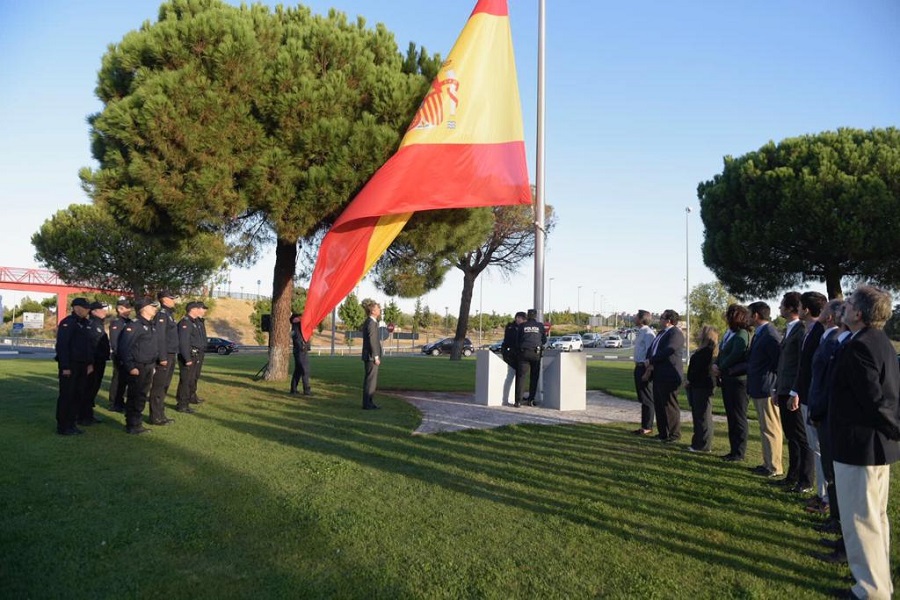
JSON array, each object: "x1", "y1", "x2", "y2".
[
  {"x1": 515, "y1": 308, "x2": 547, "y2": 407},
  {"x1": 148, "y1": 291, "x2": 178, "y2": 425},
  {"x1": 81, "y1": 300, "x2": 111, "y2": 426},
  {"x1": 108, "y1": 298, "x2": 133, "y2": 412},
  {"x1": 175, "y1": 302, "x2": 205, "y2": 413},
  {"x1": 55, "y1": 297, "x2": 94, "y2": 435},
  {"x1": 290, "y1": 313, "x2": 312, "y2": 396},
  {"x1": 116, "y1": 297, "x2": 160, "y2": 434},
  {"x1": 191, "y1": 302, "x2": 209, "y2": 404}
]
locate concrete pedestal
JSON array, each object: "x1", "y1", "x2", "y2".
[
  {"x1": 540, "y1": 349, "x2": 586, "y2": 411},
  {"x1": 475, "y1": 350, "x2": 516, "y2": 406}
]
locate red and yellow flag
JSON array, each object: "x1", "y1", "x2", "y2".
[{"x1": 301, "y1": 0, "x2": 531, "y2": 340}]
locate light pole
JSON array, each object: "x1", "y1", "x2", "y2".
[
  {"x1": 478, "y1": 276, "x2": 483, "y2": 347},
  {"x1": 548, "y1": 277, "x2": 555, "y2": 322},
  {"x1": 445, "y1": 306, "x2": 449, "y2": 335},
  {"x1": 577, "y1": 285, "x2": 583, "y2": 327},
  {"x1": 592, "y1": 290, "x2": 597, "y2": 327},
  {"x1": 685, "y1": 206, "x2": 692, "y2": 354},
  {"x1": 256, "y1": 279, "x2": 261, "y2": 299}
]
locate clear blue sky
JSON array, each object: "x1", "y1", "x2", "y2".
[{"x1": 1, "y1": 0, "x2": 898, "y2": 321}]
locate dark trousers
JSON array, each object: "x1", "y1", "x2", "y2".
[
  {"x1": 687, "y1": 386, "x2": 714, "y2": 451},
  {"x1": 176, "y1": 361, "x2": 198, "y2": 410},
  {"x1": 653, "y1": 379, "x2": 681, "y2": 440},
  {"x1": 633, "y1": 364, "x2": 654, "y2": 430},
  {"x1": 816, "y1": 421, "x2": 840, "y2": 521},
  {"x1": 721, "y1": 377, "x2": 749, "y2": 459},
  {"x1": 125, "y1": 363, "x2": 155, "y2": 430},
  {"x1": 778, "y1": 395, "x2": 814, "y2": 486},
  {"x1": 291, "y1": 350, "x2": 310, "y2": 393},
  {"x1": 148, "y1": 354, "x2": 175, "y2": 422},
  {"x1": 192, "y1": 352, "x2": 205, "y2": 402},
  {"x1": 56, "y1": 363, "x2": 89, "y2": 432},
  {"x1": 80, "y1": 360, "x2": 107, "y2": 420},
  {"x1": 108, "y1": 361, "x2": 127, "y2": 411},
  {"x1": 515, "y1": 349, "x2": 542, "y2": 403},
  {"x1": 362, "y1": 360, "x2": 379, "y2": 408}
]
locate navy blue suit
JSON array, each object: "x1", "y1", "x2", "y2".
[{"x1": 649, "y1": 326, "x2": 684, "y2": 441}]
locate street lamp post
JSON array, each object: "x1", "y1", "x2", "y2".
[
  {"x1": 592, "y1": 291, "x2": 597, "y2": 327},
  {"x1": 257, "y1": 279, "x2": 261, "y2": 300},
  {"x1": 548, "y1": 277, "x2": 555, "y2": 322},
  {"x1": 685, "y1": 206, "x2": 692, "y2": 354},
  {"x1": 577, "y1": 285, "x2": 582, "y2": 327}
]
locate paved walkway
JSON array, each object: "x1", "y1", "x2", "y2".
[{"x1": 392, "y1": 390, "x2": 726, "y2": 435}]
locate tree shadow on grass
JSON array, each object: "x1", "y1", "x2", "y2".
[{"x1": 199, "y1": 391, "x2": 850, "y2": 595}]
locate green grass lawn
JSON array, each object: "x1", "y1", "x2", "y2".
[{"x1": 1, "y1": 354, "x2": 896, "y2": 598}]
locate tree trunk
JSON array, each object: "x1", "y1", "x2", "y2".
[
  {"x1": 824, "y1": 267, "x2": 844, "y2": 300},
  {"x1": 264, "y1": 238, "x2": 296, "y2": 381},
  {"x1": 450, "y1": 269, "x2": 477, "y2": 360}
]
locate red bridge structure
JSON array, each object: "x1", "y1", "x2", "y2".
[{"x1": 0, "y1": 266, "x2": 126, "y2": 324}]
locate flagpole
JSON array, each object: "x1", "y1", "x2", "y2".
[{"x1": 534, "y1": 0, "x2": 546, "y2": 321}]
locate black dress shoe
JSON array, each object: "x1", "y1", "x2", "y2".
[
  {"x1": 820, "y1": 537, "x2": 845, "y2": 550},
  {"x1": 175, "y1": 407, "x2": 196, "y2": 414},
  {"x1": 771, "y1": 478, "x2": 798, "y2": 487},
  {"x1": 108, "y1": 404, "x2": 125, "y2": 413},
  {"x1": 57, "y1": 427, "x2": 85, "y2": 436},
  {"x1": 813, "y1": 549, "x2": 847, "y2": 564},
  {"x1": 815, "y1": 519, "x2": 843, "y2": 534},
  {"x1": 789, "y1": 483, "x2": 814, "y2": 494},
  {"x1": 303, "y1": 390, "x2": 313, "y2": 396},
  {"x1": 189, "y1": 398, "x2": 205, "y2": 404},
  {"x1": 126, "y1": 426, "x2": 151, "y2": 435},
  {"x1": 289, "y1": 390, "x2": 300, "y2": 395},
  {"x1": 78, "y1": 416, "x2": 103, "y2": 425},
  {"x1": 150, "y1": 418, "x2": 175, "y2": 425},
  {"x1": 363, "y1": 404, "x2": 380, "y2": 410}
]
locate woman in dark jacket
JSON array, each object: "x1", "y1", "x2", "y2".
[
  {"x1": 714, "y1": 304, "x2": 752, "y2": 461},
  {"x1": 687, "y1": 326, "x2": 718, "y2": 452}
]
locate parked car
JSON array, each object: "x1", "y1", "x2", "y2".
[
  {"x1": 422, "y1": 337, "x2": 475, "y2": 356},
  {"x1": 487, "y1": 340, "x2": 503, "y2": 354},
  {"x1": 604, "y1": 335, "x2": 623, "y2": 348},
  {"x1": 545, "y1": 336, "x2": 561, "y2": 349},
  {"x1": 206, "y1": 337, "x2": 239, "y2": 355},
  {"x1": 581, "y1": 333, "x2": 602, "y2": 348},
  {"x1": 552, "y1": 335, "x2": 583, "y2": 352}
]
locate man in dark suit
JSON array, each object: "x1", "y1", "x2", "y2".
[
  {"x1": 787, "y1": 291, "x2": 826, "y2": 494},
  {"x1": 746, "y1": 301, "x2": 783, "y2": 477},
  {"x1": 830, "y1": 285, "x2": 900, "y2": 599},
  {"x1": 774, "y1": 291, "x2": 812, "y2": 492},
  {"x1": 645, "y1": 309, "x2": 684, "y2": 443},
  {"x1": 361, "y1": 299, "x2": 383, "y2": 410}
]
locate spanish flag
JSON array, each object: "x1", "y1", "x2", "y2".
[{"x1": 301, "y1": 0, "x2": 531, "y2": 340}]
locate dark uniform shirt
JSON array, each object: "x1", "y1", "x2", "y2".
[
  {"x1": 156, "y1": 307, "x2": 179, "y2": 356},
  {"x1": 87, "y1": 315, "x2": 111, "y2": 362},
  {"x1": 109, "y1": 315, "x2": 131, "y2": 358},
  {"x1": 55, "y1": 313, "x2": 93, "y2": 370},
  {"x1": 502, "y1": 321, "x2": 519, "y2": 364},
  {"x1": 291, "y1": 323, "x2": 310, "y2": 352},
  {"x1": 178, "y1": 316, "x2": 205, "y2": 363},
  {"x1": 117, "y1": 316, "x2": 160, "y2": 372},
  {"x1": 517, "y1": 318, "x2": 547, "y2": 352}
]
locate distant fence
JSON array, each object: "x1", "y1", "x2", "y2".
[{"x1": 209, "y1": 290, "x2": 268, "y2": 302}]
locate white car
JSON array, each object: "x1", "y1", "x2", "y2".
[
  {"x1": 552, "y1": 335, "x2": 583, "y2": 352},
  {"x1": 604, "y1": 335, "x2": 623, "y2": 348}
]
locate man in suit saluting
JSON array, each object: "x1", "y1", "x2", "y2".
[
  {"x1": 644, "y1": 309, "x2": 685, "y2": 443},
  {"x1": 361, "y1": 299, "x2": 383, "y2": 410},
  {"x1": 830, "y1": 285, "x2": 900, "y2": 599}
]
